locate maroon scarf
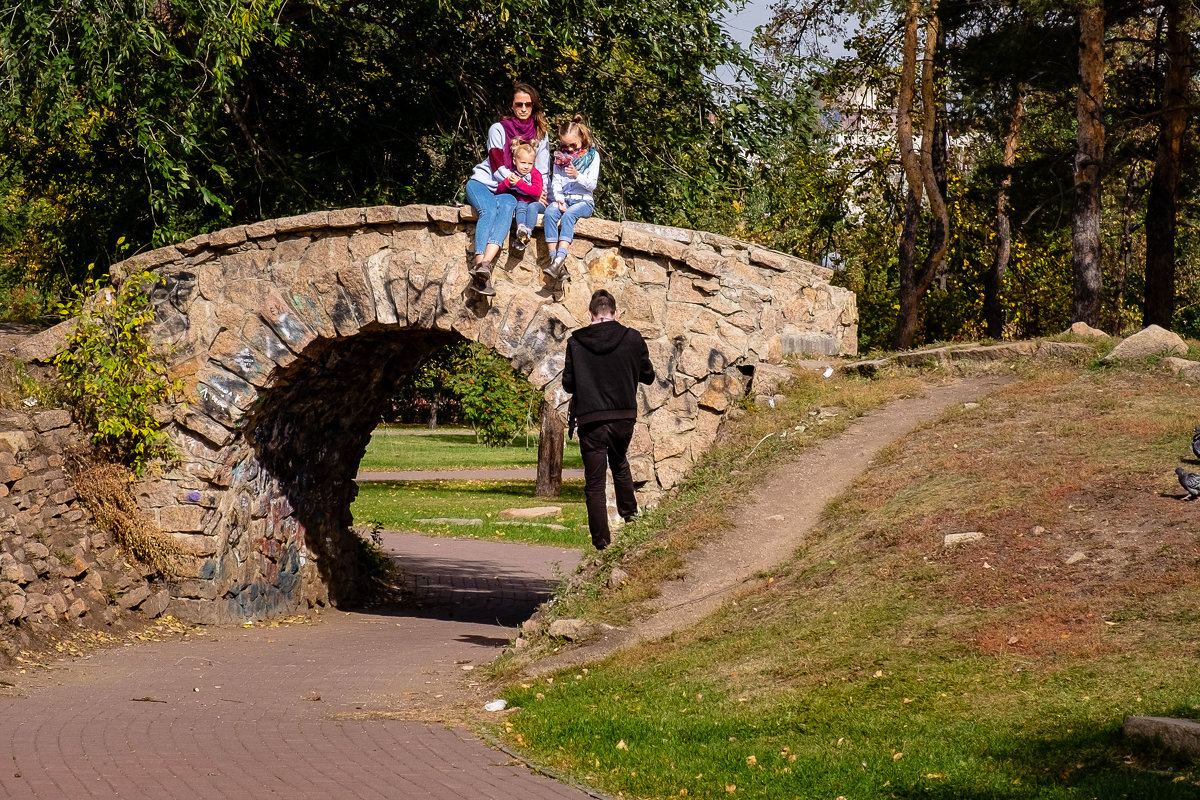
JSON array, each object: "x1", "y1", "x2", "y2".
[{"x1": 491, "y1": 116, "x2": 539, "y2": 172}]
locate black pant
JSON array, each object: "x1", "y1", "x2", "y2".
[{"x1": 577, "y1": 418, "x2": 638, "y2": 549}]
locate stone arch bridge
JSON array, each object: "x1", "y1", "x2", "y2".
[{"x1": 105, "y1": 205, "x2": 856, "y2": 623}]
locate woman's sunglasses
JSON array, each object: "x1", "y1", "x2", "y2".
[{"x1": 513, "y1": 101, "x2": 534, "y2": 108}]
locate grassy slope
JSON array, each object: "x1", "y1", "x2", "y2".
[{"x1": 495, "y1": 363, "x2": 1200, "y2": 799}]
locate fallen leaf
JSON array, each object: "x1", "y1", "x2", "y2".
[
  {"x1": 616, "y1": 740, "x2": 628, "y2": 751},
  {"x1": 746, "y1": 755, "x2": 757, "y2": 766},
  {"x1": 893, "y1": 752, "x2": 904, "y2": 760}
]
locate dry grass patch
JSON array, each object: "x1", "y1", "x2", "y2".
[{"x1": 70, "y1": 459, "x2": 199, "y2": 576}]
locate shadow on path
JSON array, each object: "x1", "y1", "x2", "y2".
[{"x1": 376, "y1": 530, "x2": 583, "y2": 628}]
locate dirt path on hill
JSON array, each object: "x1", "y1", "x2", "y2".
[{"x1": 526, "y1": 375, "x2": 1014, "y2": 676}]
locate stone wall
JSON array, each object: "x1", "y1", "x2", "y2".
[
  {"x1": 94, "y1": 204, "x2": 858, "y2": 623},
  {"x1": 0, "y1": 408, "x2": 170, "y2": 662}
]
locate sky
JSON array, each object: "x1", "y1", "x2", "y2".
[{"x1": 721, "y1": 0, "x2": 776, "y2": 50}]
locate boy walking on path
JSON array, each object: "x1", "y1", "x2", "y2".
[{"x1": 562, "y1": 290, "x2": 656, "y2": 550}]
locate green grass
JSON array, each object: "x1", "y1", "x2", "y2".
[
  {"x1": 359, "y1": 428, "x2": 583, "y2": 471},
  {"x1": 491, "y1": 365, "x2": 1200, "y2": 798},
  {"x1": 351, "y1": 479, "x2": 590, "y2": 548}
]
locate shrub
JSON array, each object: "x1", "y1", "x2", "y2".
[
  {"x1": 447, "y1": 343, "x2": 540, "y2": 447},
  {"x1": 54, "y1": 270, "x2": 176, "y2": 474}
]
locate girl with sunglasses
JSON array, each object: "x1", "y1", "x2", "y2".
[
  {"x1": 543, "y1": 115, "x2": 600, "y2": 281},
  {"x1": 464, "y1": 83, "x2": 550, "y2": 295}
]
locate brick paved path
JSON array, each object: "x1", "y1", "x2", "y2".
[{"x1": 0, "y1": 533, "x2": 588, "y2": 799}]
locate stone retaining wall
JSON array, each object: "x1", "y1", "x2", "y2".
[{"x1": 0, "y1": 409, "x2": 169, "y2": 662}]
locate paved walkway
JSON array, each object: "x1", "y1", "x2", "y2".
[{"x1": 0, "y1": 534, "x2": 588, "y2": 800}]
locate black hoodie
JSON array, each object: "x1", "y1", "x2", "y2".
[{"x1": 562, "y1": 320, "x2": 655, "y2": 425}]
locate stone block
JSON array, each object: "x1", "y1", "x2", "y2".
[
  {"x1": 1103, "y1": 324, "x2": 1188, "y2": 362},
  {"x1": 394, "y1": 204, "x2": 431, "y2": 224},
  {"x1": 895, "y1": 347, "x2": 949, "y2": 367},
  {"x1": 1123, "y1": 716, "x2": 1200, "y2": 758},
  {"x1": 159, "y1": 505, "x2": 207, "y2": 533},
  {"x1": 842, "y1": 358, "x2": 890, "y2": 377},
  {"x1": 497, "y1": 506, "x2": 562, "y2": 520},
  {"x1": 32, "y1": 409, "x2": 72, "y2": 432},
  {"x1": 684, "y1": 249, "x2": 728, "y2": 277},
  {"x1": 1067, "y1": 321, "x2": 1109, "y2": 339},
  {"x1": 620, "y1": 224, "x2": 688, "y2": 261},
  {"x1": 327, "y1": 207, "x2": 365, "y2": 228},
  {"x1": 117, "y1": 583, "x2": 152, "y2": 609},
  {"x1": 0, "y1": 464, "x2": 26, "y2": 483},
  {"x1": 14, "y1": 319, "x2": 76, "y2": 363},
  {"x1": 623, "y1": 222, "x2": 693, "y2": 244},
  {"x1": 364, "y1": 205, "x2": 401, "y2": 224},
  {"x1": 748, "y1": 247, "x2": 796, "y2": 272},
  {"x1": 258, "y1": 289, "x2": 317, "y2": 354},
  {"x1": 209, "y1": 226, "x2": 247, "y2": 248},
  {"x1": 4, "y1": 593, "x2": 25, "y2": 620},
  {"x1": 1161, "y1": 356, "x2": 1200, "y2": 381},
  {"x1": 141, "y1": 588, "x2": 171, "y2": 618},
  {"x1": 1036, "y1": 341, "x2": 1095, "y2": 362},
  {"x1": 244, "y1": 219, "x2": 277, "y2": 239},
  {"x1": 949, "y1": 341, "x2": 1036, "y2": 362},
  {"x1": 781, "y1": 332, "x2": 839, "y2": 356},
  {"x1": 574, "y1": 217, "x2": 621, "y2": 243},
  {"x1": 275, "y1": 211, "x2": 330, "y2": 233},
  {"x1": 427, "y1": 205, "x2": 461, "y2": 224}
]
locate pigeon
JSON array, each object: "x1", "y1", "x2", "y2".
[
  {"x1": 1193, "y1": 426, "x2": 1200, "y2": 460},
  {"x1": 1177, "y1": 467, "x2": 1200, "y2": 500}
]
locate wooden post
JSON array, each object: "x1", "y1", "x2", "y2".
[{"x1": 535, "y1": 398, "x2": 564, "y2": 498}]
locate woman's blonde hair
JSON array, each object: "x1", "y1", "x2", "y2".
[{"x1": 558, "y1": 114, "x2": 594, "y2": 152}]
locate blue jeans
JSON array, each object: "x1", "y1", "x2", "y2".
[
  {"x1": 544, "y1": 200, "x2": 594, "y2": 245},
  {"x1": 465, "y1": 179, "x2": 518, "y2": 255},
  {"x1": 515, "y1": 200, "x2": 544, "y2": 231}
]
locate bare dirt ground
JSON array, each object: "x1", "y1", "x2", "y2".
[{"x1": 526, "y1": 375, "x2": 1015, "y2": 676}]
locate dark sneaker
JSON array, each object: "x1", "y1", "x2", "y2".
[
  {"x1": 516, "y1": 225, "x2": 531, "y2": 246},
  {"x1": 475, "y1": 275, "x2": 496, "y2": 296},
  {"x1": 469, "y1": 260, "x2": 492, "y2": 278}
]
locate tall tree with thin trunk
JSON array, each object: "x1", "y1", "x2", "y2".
[
  {"x1": 1143, "y1": 0, "x2": 1192, "y2": 329},
  {"x1": 893, "y1": 0, "x2": 950, "y2": 350},
  {"x1": 985, "y1": 87, "x2": 1025, "y2": 339},
  {"x1": 1072, "y1": 4, "x2": 1106, "y2": 327}
]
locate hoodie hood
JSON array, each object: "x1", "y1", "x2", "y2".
[{"x1": 571, "y1": 321, "x2": 630, "y2": 355}]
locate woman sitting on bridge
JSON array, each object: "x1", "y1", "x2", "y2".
[{"x1": 464, "y1": 83, "x2": 549, "y2": 296}]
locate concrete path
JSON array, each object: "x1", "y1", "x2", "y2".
[
  {"x1": 0, "y1": 534, "x2": 587, "y2": 800},
  {"x1": 358, "y1": 468, "x2": 584, "y2": 482}
]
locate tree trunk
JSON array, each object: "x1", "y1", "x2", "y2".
[
  {"x1": 427, "y1": 389, "x2": 440, "y2": 429},
  {"x1": 893, "y1": 188, "x2": 925, "y2": 350},
  {"x1": 535, "y1": 398, "x2": 564, "y2": 498},
  {"x1": 1071, "y1": 4, "x2": 1106, "y2": 327},
  {"x1": 1144, "y1": 0, "x2": 1191, "y2": 329},
  {"x1": 891, "y1": 0, "x2": 947, "y2": 350},
  {"x1": 985, "y1": 88, "x2": 1024, "y2": 339},
  {"x1": 1115, "y1": 163, "x2": 1145, "y2": 325}
]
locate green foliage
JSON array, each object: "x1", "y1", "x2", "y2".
[
  {"x1": 0, "y1": 0, "x2": 773, "y2": 290},
  {"x1": 54, "y1": 270, "x2": 176, "y2": 473},
  {"x1": 447, "y1": 343, "x2": 540, "y2": 447}
]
